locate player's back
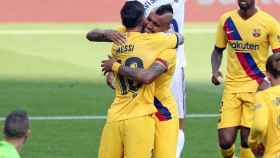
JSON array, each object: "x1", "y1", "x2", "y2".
[
  {"x1": 0, "y1": 141, "x2": 20, "y2": 158},
  {"x1": 107, "y1": 31, "x2": 178, "y2": 122},
  {"x1": 154, "y1": 49, "x2": 178, "y2": 120},
  {"x1": 258, "y1": 85, "x2": 280, "y2": 157}
]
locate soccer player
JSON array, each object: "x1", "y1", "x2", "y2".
[
  {"x1": 248, "y1": 53, "x2": 280, "y2": 158},
  {"x1": 144, "y1": 2, "x2": 187, "y2": 155},
  {"x1": 102, "y1": 5, "x2": 180, "y2": 158},
  {"x1": 210, "y1": 0, "x2": 280, "y2": 157},
  {"x1": 170, "y1": 2, "x2": 186, "y2": 157},
  {"x1": 87, "y1": 1, "x2": 186, "y2": 157},
  {"x1": 97, "y1": 1, "x2": 183, "y2": 158},
  {"x1": 0, "y1": 110, "x2": 30, "y2": 158}
]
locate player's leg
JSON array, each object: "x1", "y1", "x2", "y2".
[
  {"x1": 239, "y1": 92, "x2": 255, "y2": 158},
  {"x1": 218, "y1": 93, "x2": 242, "y2": 158},
  {"x1": 124, "y1": 115, "x2": 155, "y2": 158},
  {"x1": 98, "y1": 122, "x2": 123, "y2": 158},
  {"x1": 240, "y1": 127, "x2": 254, "y2": 158},
  {"x1": 177, "y1": 118, "x2": 185, "y2": 158},
  {"x1": 218, "y1": 127, "x2": 238, "y2": 158},
  {"x1": 153, "y1": 117, "x2": 179, "y2": 158},
  {"x1": 171, "y1": 66, "x2": 186, "y2": 158}
]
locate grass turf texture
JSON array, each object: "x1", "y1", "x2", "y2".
[{"x1": 0, "y1": 23, "x2": 225, "y2": 158}]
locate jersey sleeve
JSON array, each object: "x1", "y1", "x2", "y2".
[
  {"x1": 155, "y1": 33, "x2": 179, "y2": 49},
  {"x1": 116, "y1": 25, "x2": 126, "y2": 33},
  {"x1": 268, "y1": 18, "x2": 280, "y2": 52},
  {"x1": 248, "y1": 93, "x2": 268, "y2": 149},
  {"x1": 215, "y1": 15, "x2": 227, "y2": 49},
  {"x1": 156, "y1": 49, "x2": 176, "y2": 70}
]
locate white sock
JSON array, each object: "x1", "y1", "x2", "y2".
[{"x1": 176, "y1": 129, "x2": 185, "y2": 158}]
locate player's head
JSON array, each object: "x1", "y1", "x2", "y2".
[
  {"x1": 266, "y1": 53, "x2": 280, "y2": 83},
  {"x1": 120, "y1": 1, "x2": 145, "y2": 29},
  {"x1": 144, "y1": 4, "x2": 174, "y2": 33},
  {"x1": 238, "y1": 0, "x2": 255, "y2": 11},
  {"x1": 3, "y1": 110, "x2": 30, "y2": 150}
]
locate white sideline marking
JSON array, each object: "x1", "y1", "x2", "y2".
[
  {"x1": 0, "y1": 28, "x2": 215, "y2": 35},
  {"x1": 0, "y1": 114, "x2": 218, "y2": 121}
]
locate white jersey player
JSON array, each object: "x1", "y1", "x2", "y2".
[{"x1": 136, "y1": 0, "x2": 186, "y2": 157}]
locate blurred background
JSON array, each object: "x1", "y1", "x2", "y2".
[
  {"x1": 0, "y1": 0, "x2": 279, "y2": 157},
  {"x1": 0, "y1": 0, "x2": 279, "y2": 22}
]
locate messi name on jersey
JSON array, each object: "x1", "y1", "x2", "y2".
[
  {"x1": 116, "y1": 44, "x2": 135, "y2": 55},
  {"x1": 229, "y1": 40, "x2": 260, "y2": 51}
]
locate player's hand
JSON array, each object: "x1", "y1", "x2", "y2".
[
  {"x1": 105, "y1": 30, "x2": 126, "y2": 45},
  {"x1": 257, "y1": 79, "x2": 271, "y2": 91},
  {"x1": 106, "y1": 72, "x2": 115, "y2": 90},
  {"x1": 252, "y1": 143, "x2": 265, "y2": 158},
  {"x1": 101, "y1": 56, "x2": 117, "y2": 75},
  {"x1": 211, "y1": 71, "x2": 223, "y2": 86}
]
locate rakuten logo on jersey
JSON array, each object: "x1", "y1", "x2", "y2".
[{"x1": 228, "y1": 41, "x2": 260, "y2": 51}]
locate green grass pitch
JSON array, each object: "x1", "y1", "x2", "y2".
[{"x1": 0, "y1": 23, "x2": 229, "y2": 158}]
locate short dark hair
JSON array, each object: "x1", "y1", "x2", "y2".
[
  {"x1": 120, "y1": 1, "x2": 145, "y2": 28},
  {"x1": 4, "y1": 110, "x2": 29, "y2": 138},
  {"x1": 155, "y1": 4, "x2": 173, "y2": 15},
  {"x1": 266, "y1": 53, "x2": 280, "y2": 79}
]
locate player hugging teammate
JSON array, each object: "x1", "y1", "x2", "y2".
[
  {"x1": 87, "y1": 1, "x2": 186, "y2": 158},
  {"x1": 88, "y1": 1, "x2": 185, "y2": 158}
]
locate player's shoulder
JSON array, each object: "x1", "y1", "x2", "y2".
[
  {"x1": 218, "y1": 10, "x2": 237, "y2": 24},
  {"x1": 219, "y1": 10, "x2": 237, "y2": 19},
  {"x1": 115, "y1": 25, "x2": 126, "y2": 33},
  {"x1": 143, "y1": 32, "x2": 175, "y2": 39},
  {"x1": 257, "y1": 10, "x2": 279, "y2": 24},
  {"x1": 257, "y1": 10, "x2": 276, "y2": 19},
  {"x1": 161, "y1": 48, "x2": 176, "y2": 58}
]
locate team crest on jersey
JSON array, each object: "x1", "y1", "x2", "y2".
[{"x1": 252, "y1": 29, "x2": 261, "y2": 38}]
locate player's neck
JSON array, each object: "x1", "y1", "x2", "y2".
[
  {"x1": 238, "y1": 7, "x2": 257, "y2": 20},
  {"x1": 126, "y1": 26, "x2": 142, "y2": 33},
  {"x1": 5, "y1": 137, "x2": 23, "y2": 152}
]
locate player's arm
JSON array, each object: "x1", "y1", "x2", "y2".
[
  {"x1": 211, "y1": 15, "x2": 227, "y2": 86},
  {"x1": 106, "y1": 72, "x2": 115, "y2": 89},
  {"x1": 118, "y1": 60, "x2": 167, "y2": 84},
  {"x1": 248, "y1": 96, "x2": 268, "y2": 150},
  {"x1": 101, "y1": 58, "x2": 167, "y2": 84},
  {"x1": 211, "y1": 46, "x2": 225, "y2": 85},
  {"x1": 101, "y1": 50, "x2": 175, "y2": 84},
  {"x1": 175, "y1": 33, "x2": 184, "y2": 46},
  {"x1": 86, "y1": 29, "x2": 126, "y2": 45}
]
